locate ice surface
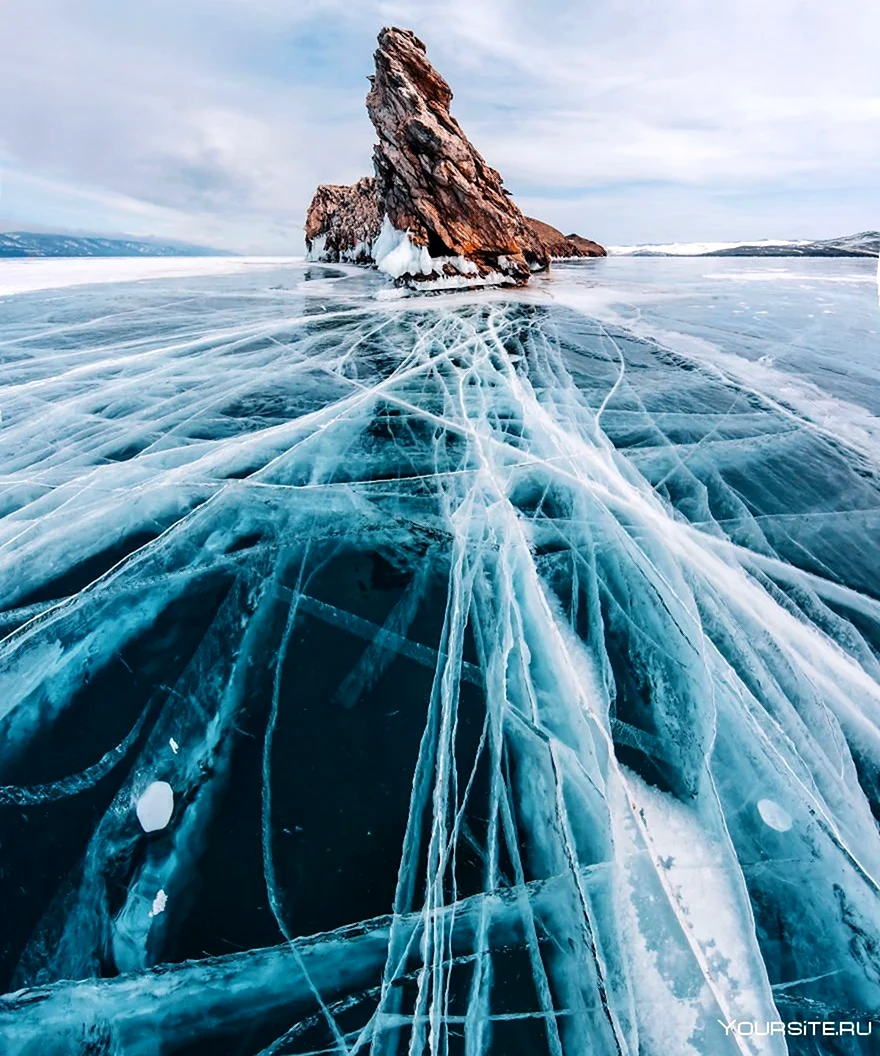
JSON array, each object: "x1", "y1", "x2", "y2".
[{"x1": 0, "y1": 257, "x2": 878, "y2": 1055}]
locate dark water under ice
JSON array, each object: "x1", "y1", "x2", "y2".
[{"x1": 0, "y1": 256, "x2": 879, "y2": 1055}]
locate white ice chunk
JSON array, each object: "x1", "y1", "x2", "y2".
[
  {"x1": 305, "y1": 233, "x2": 327, "y2": 262},
  {"x1": 307, "y1": 233, "x2": 377, "y2": 265},
  {"x1": 374, "y1": 218, "x2": 432, "y2": 279},
  {"x1": 169, "y1": 738, "x2": 179, "y2": 754},
  {"x1": 374, "y1": 217, "x2": 488, "y2": 285},
  {"x1": 148, "y1": 889, "x2": 168, "y2": 918},
  {"x1": 135, "y1": 781, "x2": 174, "y2": 832}
]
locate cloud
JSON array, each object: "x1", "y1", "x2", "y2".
[{"x1": 0, "y1": 0, "x2": 877, "y2": 250}]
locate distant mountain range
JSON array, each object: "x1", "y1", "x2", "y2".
[
  {"x1": 0, "y1": 232, "x2": 229, "y2": 258},
  {"x1": 611, "y1": 231, "x2": 880, "y2": 258}
]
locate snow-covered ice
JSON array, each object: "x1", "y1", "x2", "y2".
[
  {"x1": 0, "y1": 255, "x2": 300, "y2": 297},
  {"x1": 0, "y1": 255, "x2": 878, "y2": 1055},
  {"x1": 608, "y1": 240, "x2": 812, "y2": 257}
]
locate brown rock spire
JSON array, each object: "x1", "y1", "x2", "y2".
[
  {"x1": 304, "y1": 27, "x2": 606, "y2": 286},
  {"x1": 366, "y1": 27, "x2": 545, "y2": 285}
]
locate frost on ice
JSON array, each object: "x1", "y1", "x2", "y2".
[{"x1": 0, "y1": 259, "x2": 879, "y2": 1055}]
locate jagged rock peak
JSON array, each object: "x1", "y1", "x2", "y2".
[
  {"x1": 303, "y1": 27, "x2": 606, "y2": 288},
  {"x1": 365, "y1": 26, "x2": 546, "y2": 287},
  {"x1": 304, "y1": 177, "x2": 381, "y2": 264}
]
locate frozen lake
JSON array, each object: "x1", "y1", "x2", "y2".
[{"x1": 0, "y1": 255, "x2": 878, "y2": 1055}]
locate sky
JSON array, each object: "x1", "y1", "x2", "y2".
[{"x1": 1, "y1": 0, "x2": 877, "y2": 253}]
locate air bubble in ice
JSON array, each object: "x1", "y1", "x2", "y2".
[
  {"x1": 757, "y1": 798, "x2": 792, "y2": 832},
  {"x1": 136, "y1": 781, "x2": 174, "y2": 832}
]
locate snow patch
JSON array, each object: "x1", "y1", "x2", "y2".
[
  {"x1": 0, "y1": 257, "x2": 300, "y2": 297},
  {"x1": 625, "y1": 772, "x2": 782, "y2": 1040}
]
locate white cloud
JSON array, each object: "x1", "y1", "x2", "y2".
[{"x1": 0, "y1": 0, "x2": 876, "y2": 249}]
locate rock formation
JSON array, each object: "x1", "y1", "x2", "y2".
[
  {"x1": 305, "y1": 27, "x2": 606, "y2": 287},
  {"x1": 365, "y1": 27, "x2": 546, "y2": 286},
  {"x1": 304, "y1": 177, "x2": 381, "y2": 264},
  {"x1": 524, "y1": 217, "x2": 606, "y2": 260}
]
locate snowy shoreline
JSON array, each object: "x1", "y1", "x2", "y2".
[{"x1": 0, "y1": 256, "x2": 301, "y2": 298}]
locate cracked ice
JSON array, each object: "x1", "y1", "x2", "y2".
[{"x1": 0, "y1": 257, "x2": 879, "y2": 1055}]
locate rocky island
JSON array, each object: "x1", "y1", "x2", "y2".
[{"x1": 305, "y1": 27, "x2": 605, "y2": 289}]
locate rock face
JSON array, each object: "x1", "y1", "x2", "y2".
[
  {"x1": 304, "y1": 177, "x2": 381, "y2": 264},
  {"x1": 365, "y1": 27, "x2": 545, "y2": 286},
  {"x1": 304, "y1": 27, "x2": 605, "y2": 287},
  {"x1": 524, "y1": 217, "x2": 606, "y2": 260},
  {"x1": 565, "y1": 233, "x2": 607, "y2": 257}
]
